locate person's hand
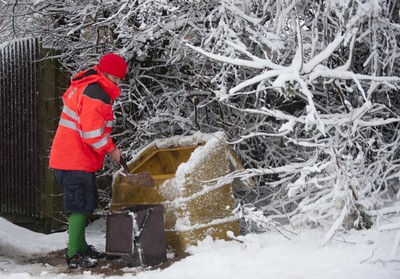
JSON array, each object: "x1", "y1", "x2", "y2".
[{"x1": 108, "y1": 147, "x2": 122, "y2": 164}]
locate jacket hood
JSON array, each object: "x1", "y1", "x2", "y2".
[{"x1": 70, "y1": 65, "x2": 121, "y2": 100}]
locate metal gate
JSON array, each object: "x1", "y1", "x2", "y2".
[{"x1": 0, "y1": 37, "x2": 67, "y2": 233}]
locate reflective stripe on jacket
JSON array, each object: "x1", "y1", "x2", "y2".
[{"x1": 49, "y1": 66, "x2": 121, "y2": 172}]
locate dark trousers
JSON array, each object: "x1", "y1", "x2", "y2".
[{"x1": 54, "y1": 169, "x2": 98, "y2": 215}]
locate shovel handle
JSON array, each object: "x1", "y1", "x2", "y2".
[{"x1": 120, "y1": 156, "x2": 130, "y2": 174}]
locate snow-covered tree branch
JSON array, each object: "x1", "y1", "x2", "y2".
[{"x1": 184, "y1": 0, "x2": 400, "y2": 237}]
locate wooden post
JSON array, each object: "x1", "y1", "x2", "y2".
[{"x1": 38, "y1": 47, "x2": 69, "y2": 233}]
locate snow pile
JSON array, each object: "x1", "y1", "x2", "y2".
[{"x1": 0, "y1": 218, "x2": 66, "y2": 257}]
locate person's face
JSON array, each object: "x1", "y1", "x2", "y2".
[{"x1": 104, "y1": 73, "x2": 122, "y2": 86}]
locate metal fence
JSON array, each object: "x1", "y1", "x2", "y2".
[{"x1": 0, "y1": 37, "x2": 67, "y2": 233}]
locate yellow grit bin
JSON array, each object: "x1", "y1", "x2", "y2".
[{"x1": 111, "y1": 132, "x2": 253, "y2": 254}]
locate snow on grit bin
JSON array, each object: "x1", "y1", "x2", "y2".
[{"x1": 111, "y1": 132, "x2": 253, "y2": 254}]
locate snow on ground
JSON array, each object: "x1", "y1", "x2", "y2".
[{"x1": 0, "y1": 216, "x2": 399, "y2": 279}]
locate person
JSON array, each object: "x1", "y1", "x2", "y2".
[{"x1": 49, "y1": 53, "x2": 128, "y2": 268}]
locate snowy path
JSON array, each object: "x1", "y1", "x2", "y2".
[{"x1": 0, "y1": 217, "x2": 400, "y2": 279}]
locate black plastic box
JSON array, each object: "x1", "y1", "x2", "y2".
[{"x1": 106, "y1": 204, "x2": 167, "y2": 266}]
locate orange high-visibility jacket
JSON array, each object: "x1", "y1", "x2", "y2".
[{"x1": 49, "y1": 66, "x2": 120, "y2": 172}]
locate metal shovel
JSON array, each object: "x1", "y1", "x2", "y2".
[{"x1": 120, "y1": 156, "x2": 155, "y2": 187}]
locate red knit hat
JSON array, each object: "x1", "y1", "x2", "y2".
[{"x1": 98, "y1": 54, "x2": 128, "y2": 79}]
